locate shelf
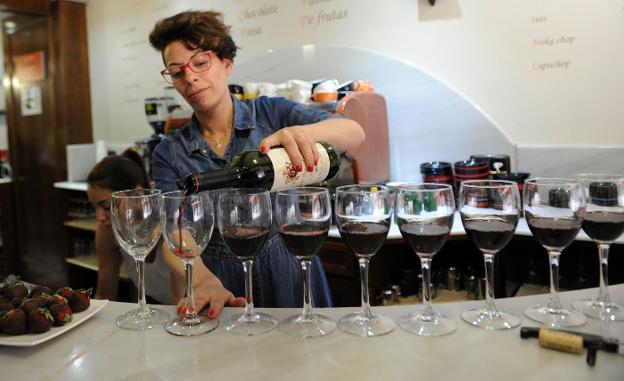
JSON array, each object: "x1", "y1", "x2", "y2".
[
  {"x1": 64, "y1": 219, "x2": 97, "y2": 232},
  {"x1": 54, "y1": 181, "x2": 88, "y2": 191},
  {"x1": 65, "y1": 255, "x2": 130, "y2": 280}
]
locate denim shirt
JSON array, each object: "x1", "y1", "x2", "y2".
[
  {"x1": 151, "y1": 95, "x2": 337, "y2": 191},
  {"x1": 151, "y1": 95, "x2": 336, "y2": 308}
]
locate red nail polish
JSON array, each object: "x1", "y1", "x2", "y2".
[
  {"x1": 314, "y1": 159, "x2": 318, "y2": 166},
  {"x1": 296, "y1": 164, "x2": 302, "y2": 172},
  {"x1": 307, "y1": 165, "x2": 313, "y2": 172},
  {"x1": 260, "y1": 146, "x2": 266, "y2": 153}
]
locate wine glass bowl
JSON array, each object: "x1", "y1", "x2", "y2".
[
  {"x1": 276, "y1": 187, "x2": 336, "y2": 338},
  {"x1": 459, "y1": 180, "x2": 521, "y2": 330},
  {"x1": 335, "y1": 185, "x2": 394, "y2": 337},
  {"x1": 396, "y1": 183, "x2": 457, "y2": 336},
  {"x1": 110, "y1": 189, "x2": 169, "y2": 330},
  {"x1": 161, "y1": 191, "x2": 217, "y2": 336},
  {"x1": 572, "y1": 174, "x2": 624, "y2": 321},
  {"x1": 217, "y1": 188, "x2": 277, "y2": 336},
  {"x1": 523, "y1": 178, "x2": 587, "y2": 327}
]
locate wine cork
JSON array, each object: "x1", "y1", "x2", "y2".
[{"x1": 538, "y1": 328, "x2": 584, "y2": 354}]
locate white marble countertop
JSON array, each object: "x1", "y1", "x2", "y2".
[
  {"x1": 1, "y1": 285, "x2": 623, "y2": 381},
  {"x1": 328, "y1": 211, "x2": 624, "y2": 244}
]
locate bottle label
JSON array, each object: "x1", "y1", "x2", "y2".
[{"x1": 267, "y1": 143, "x2": 331, "y2": 191}]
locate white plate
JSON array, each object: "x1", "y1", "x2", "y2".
[{"x1": 0, "y1": 299, "x2": 109, "y2": 347}]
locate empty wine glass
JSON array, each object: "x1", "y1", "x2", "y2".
[
  {"x1": 524, "y1": 178, "x2": 587, "y2": 327},
  {"x1": 335, "y1": 185, "x2": 394, "y2": 337},
  {"x1": 276, "y1": 187, "x2": 335, "y2": 338},
  {"x1": 161, "y1": 191, "x2": 216, "y2": 336},
  {"x1": 217, "y1": 188, "x2": 277, "y2": 335},
  {"x1": 572, "y1": 174, "x2": 624, "y2": 321},
  {"x1": 460, "y1": 180, "x2": 521, "y2": 330},
  {"x1": 111, "y1": 189, "x2": 169, "y2": 330},
  {"x1": 396, "y1": 183, "x2": 457, "y2": 336}
]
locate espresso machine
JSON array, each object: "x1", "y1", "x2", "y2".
[{"x1": 135, "y1": 96, "x2": 174, "y2": 177}]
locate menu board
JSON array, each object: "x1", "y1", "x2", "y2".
[{"x1": 86, "y1": 0, "x2": 624, "y2": 148}]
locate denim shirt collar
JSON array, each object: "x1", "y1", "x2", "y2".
[{"x1": 180, "y1": 95, "x2": 255, "y2": 154}]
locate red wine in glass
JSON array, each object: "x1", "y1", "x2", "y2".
[
  {"x1": 174, "y1": 196, "x2": 194, "y2": 259},
  {"x1": 462, "y1": 216, "x2": 518, "y2": 253},
  {"x1": 525, "y1": 213, "x2": 581, "y2": 249},
  {"x1": 279, "y1": 222, "x2": 329, "y2": 260},
  {"x1": 222, "y1": 226, "x2": 270, "y2": 259},
  {"x1": 397, "y1": 215, "x2": 453, "y2": 256},
  {"x1": 582, "y1": 211, "x2": 624, "y2": 242},
  {"x1": 337, "y1": 220, "x2": 390, "y2": 258}
]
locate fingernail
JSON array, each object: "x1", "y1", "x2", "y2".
[
  {"x1": 259, "y1": 146, "x2": 266, "y2": 153},
  {"x1": 314, "y1": 159, "x2": 318, "y2": 166},
  {"x1": 296, "y1": 164, "x2": 302, "y2": 172},
  {"x1": 208, "y1": 309, "x2": 216, "y2": 318},
  {"x1": 307, "y1": 165, "x2": 313, "y2": 172}
]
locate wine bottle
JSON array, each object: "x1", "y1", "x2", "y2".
[{"x1": 177, "y1": 141, "x2": 341, "y2": 193}]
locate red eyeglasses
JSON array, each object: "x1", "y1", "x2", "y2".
[{"x1": 160, "y1": 51, "x2": 214, "y2": 83}]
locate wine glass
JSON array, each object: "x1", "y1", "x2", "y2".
[
  {"x1": 217, "y1": 188, "x2": 277, "y2": 335},
  {"x1": 460, "y1": 180, "x2": 521, "y2": 330},
  {"x1": 161, "y1": 191, "x2": 217, "y2": 336},
  {"x1": 524, "y1": 178, "x2": 587, "y2": 327},
  {"x1": 572, "y1": 174, "x2": 624, "y2": 321},
  {"x1": 396, "y1": 183, "x2": 457, "y2": 336},
  {"x1": 335, "y1": 185, "x2": 394, "y2": 337},
  {"x1": 110, "y1": 189, "x2": 169, "y2": 330},
  {"x1": 275, "y1": 187, "x2": 336, "y2": 338}
]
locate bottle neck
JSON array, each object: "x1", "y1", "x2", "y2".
[{"x1": 192, "y1": 167, "x2": 243, "y2": 192}]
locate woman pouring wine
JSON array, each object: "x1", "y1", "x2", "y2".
[{"x1": 148, "y1": 10, "x2": 365, "y2": 319}]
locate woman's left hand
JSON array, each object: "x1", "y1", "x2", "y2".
[{"x1": 259, "y1": 127, "x2": 319, "y2": 174}]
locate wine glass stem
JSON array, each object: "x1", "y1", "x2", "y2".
[
  {"x1": 597, "y1": 243, "x2": 612, "y2": 303},
  {"x1": 420, "y1": 256, "x2": 434, "y2": 317},
  {"x1": 547, "y1": 251, "x2": 564, "y2": 311},
  {"x1": 301, "y1": 260, "x2": 313, "y2": 320},
  {"x1": 184, "y1": 260, "x2": 198, "y2": 320},
  {"x1": 482, "y1": 253, "x2": 498, "y2": 314},
  {"x1": 358, "y1": 257, "x2": 374, "y2": 319},
  {"x1": 135, "y1": 259, "x2": 149, "y2": 315},
  {"x1": 242, "y1": 260, "x2": 255, "y2": 319}
]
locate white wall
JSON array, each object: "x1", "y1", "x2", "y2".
[{"x1": 87, "y1": 0, "x2": 624, "y2": 147}]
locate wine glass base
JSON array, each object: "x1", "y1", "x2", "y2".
[
  {"x1": 338, "y1": 311, "x2": 395, "y2": 337},
  {"x1": 462, "y1": 307, "x2": 520, "y2": 330},
  {"x1": 399, "y1": 311, "x2": 457, "y2": 336},
  {"x1": 224, "y1": 312, "x2": 278, "y2": 336},
  {"x1": 165, "y1": 315, "x2": 219, "y2": 336},
  {"x1": 116, "y1": 307, "x2": 170, "y2": 330},
  {"x1": 279, "y1": 313, "x2": 336, "y2": 338},
  {"x1": 524, "y1": 304, "x2": 587, "y2": 327},
  {"x1": 573, "y1": 299, "x2": 624, "y2": 321}
]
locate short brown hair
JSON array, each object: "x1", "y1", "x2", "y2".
[{"x1": 149, "y1": 10, "x2": 238, "y2": 61}]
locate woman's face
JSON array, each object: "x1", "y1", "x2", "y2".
[
  {"x1": 87, "y1": 185, "x2": 113, "y2": 227},
  {"x1": 163, "y1": 40, "x2": 233, "y2": 114}
]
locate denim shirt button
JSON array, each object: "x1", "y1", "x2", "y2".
[{"x1": 201, "y1": 149, "x2": 207, "y2": 154}]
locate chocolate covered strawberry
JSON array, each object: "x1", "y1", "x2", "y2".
[
  {"x1": 1, "y1": 308, "x2": 27, "y2": 335},
  {"x1": 29, "y1": 307, "x2": 54, "y2": 333},
  {"x1": 49, "y1": 303, "x2": 73, "y2": 326},
  {"x1": 29, "y1": 285, "x2": 52, "y2": 298},
  {"x1": 4, "y1": 283, "x2": 28, "y2": 300},
  {"x1": 20, "y1": 298, "x2": 47, "y2": 316},
  {"x1": 55, "y1": 287, "x2": 73, "y2": 300},
  {"x1": 45, "y1": 294, "x2": 68, "y2": 308},
  {"x1": 68, "y1": 289, "x2": 91, "y2": 313}
]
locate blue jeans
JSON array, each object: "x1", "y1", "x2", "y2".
[{"x1": 201, "y1": 233, "x2": 333, "y2": 308}]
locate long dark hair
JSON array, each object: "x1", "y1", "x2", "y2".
[{"x1": 87, "y1": 149, "x2": 149, "y2": 191}]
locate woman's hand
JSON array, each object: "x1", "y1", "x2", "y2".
[
  {"x1": 259, "y1": 126, "x2": 320, "y2": 174},
  {"x1": 176, "y1": 277, "x2": 245, "y2": 319}
]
